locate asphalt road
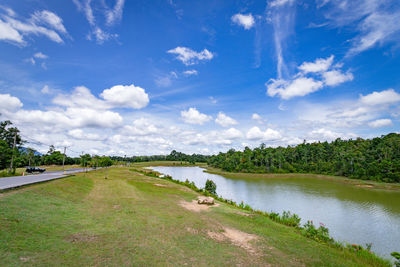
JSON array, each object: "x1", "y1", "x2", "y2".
[{"x1": 0, "y1": 168, "x2": 97, "y2": 190}]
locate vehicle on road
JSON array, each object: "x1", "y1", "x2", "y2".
[{"x1": 25, "y1": 167, "x2": 46, "y2": 174}]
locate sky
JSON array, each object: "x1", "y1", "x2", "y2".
[{"x1": 0, "y1": 0, "x2": 399, "y2": 157}]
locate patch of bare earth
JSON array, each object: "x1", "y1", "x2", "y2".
[
  {"x1": 207, "y1": 227, "x2": 259, "y2": 255},
  {"x1": 66, "y1": 233, "x2": 98, "y2": 243},
  {"x1": 179, "y1": 200, "x2": 220, "y2": 212},
  {"x1": 235, "y1": 211, "x2": 253, "y2": 217},
  {"x1": 154, "y1": 183, "x2": 167, "y2": 187}
]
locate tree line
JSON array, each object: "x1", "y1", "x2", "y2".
[
  {"x1": 110, "y1": 150, "x2": 210, "y2": 164},
  {"x1": 0, "y1": 120, "x2": 113, "y2": 175},
  {"x1": 208, "y1": 133, "x2": 400, "y2": 183}
]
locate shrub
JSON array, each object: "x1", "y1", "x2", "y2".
[
  {"x1": 392, "y1": 252, "x2": 400, "y2": 267},
  {"x1": 205, "y1": 179, "x2": 217, "y2": 195},
  {"x1": 302, "y1": 221, "x2": 332, "y2": 242}
]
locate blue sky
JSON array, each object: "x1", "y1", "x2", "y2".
[{"x1": 0, "y1": 0, "x2": 399, "y2": 156}]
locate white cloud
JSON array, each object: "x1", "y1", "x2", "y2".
[
  {"x1": 252, "y1": 113, "x2": 262, "y2": 121},
  {"x1": 360, "y1": 89, "x2": 400, "y2": 106},
  {"x1": 308, "y1": 128, "x2": 344, "y2": 141},
  {"x1": 231, "y1": 13, "x2": 255, "y2": 30},
  {"x1": 122, "y1": 118, "x2": 159, "y2": 136},
  {"x1": 267, "y1": 55, "x2": 353, "y2": 99},
  {"x1": 183, "y1": 70, "x2": 198, "y2": 75},
  {"x1": 368, "y1": 118, "x2": 393, "y2": 128},
  {"x1": 30, "y1": 10, "x2": 67, "y2": 34},
  {"x1": 101, "y1": 84, "x2": 149, "y2": 109},
  {"x1": 269, "y1": 0, "x2": 295, "y2": 7},
  {"x1": 319, "y1": 0, "x2": 400, "y2": 55},
  {"x1": 68, "y1": 129, "x2": 104, "y2": 140},
  {"x1": 105, "y1": 0, "x2": 126, "y2": 26},
  {"x1": 322, "y1": 70, "x2": 354, "y2": 86},
  {"x1": 0, "y1": 19, "x2": 23, "y2": 43},
  {"x1": 167, "y1": 47, "x2": 214, "y2": 65},
  {"x1": 53, "y1": 86, "x2": 106, "y2": 109},
  {"x1": 41, "y1": 85, "x2": 51, "y2": 94},
  {"x1": 215, "y1": 112, "x2": 238, "y2": 127},
  {"x1": 0, "y1": 7, "x2": 67, "y2": 45},
  {"x1": 33, "y1": 52, "x2": 48, "y2": 59},
  {"x1": 246, "y1": 126, "x2": 282, "y2": 141},
  {"x1": 298, "y1": 55, "x2": 334, "y2": 73},
  {"x1": 181, "y1": 107, "x2": 212, "y2": 125},
  {"x1": 223, "y1": 128, "x2": 243, "y2": 139},
  {"x1": 0, "y1": 93, "x2": 23, "y2": 111},
  {"x1": 267, "y1": 77, "x2": 324, "y2": 100}
]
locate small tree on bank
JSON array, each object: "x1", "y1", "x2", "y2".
[
  {"x1": 99, "y1": 156, "x2": 113, "y2": 179},
  {"x1": 205, "y1": 179, "x2": 217, "y2": 195}
]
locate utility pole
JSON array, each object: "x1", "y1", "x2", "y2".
[
  {"x1": 62, "y1": 146, "x2": 66, "y2": 174},
  {"x1": 8, "y1": 131, "x2": 17, "y2": 174}
]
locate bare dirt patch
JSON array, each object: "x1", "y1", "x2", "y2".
[
  {"x1": 19, "y1": 256, "x2": 31, "y2": 262},
  {"x1": 235, "y1": 211, "x2": 253, "y2": 217},
  {"x1": 179, "y1": 200, "x2": 220, "y2": 212},
  {"x1": 154, "y1": 183, "x2": 167, "y2": 187},
  {"x1": 207, "y1": 227, "x2": 259, "y2": 254},
  {"x1": 356, "y1": 184, "x2": 373, "y2": 188},
  {"x1": 66, "y1": 233, "x2": 98, "y2": 243}
]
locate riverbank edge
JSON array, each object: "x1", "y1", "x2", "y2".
[
  {"x1": 132, "y1": 166, "x2": 392, "y2": 265},
  {"x1": 204, "y1": 166, "x2": 400, "y2": 192}
]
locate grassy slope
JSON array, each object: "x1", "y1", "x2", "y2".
[{"x1": 0, "y1": 167, "x2": 391, "y2": 266}]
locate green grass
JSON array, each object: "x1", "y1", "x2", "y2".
[{"x1": 0, "y1": 167, "x2": 391, "y2": 266}]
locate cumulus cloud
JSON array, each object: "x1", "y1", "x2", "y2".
[
  {"x1": 101, "y1": 84, "x2": 149, "y2": 109},
  {"x1": 368, "y1": 118, "x2": 393, "y2": 128},
  {"x1": 252, "y1": 113, "x2": 262, "y2": 120},
  {"x1": 267, "y1": 77, "x2": 323, "y2": 100},
  {"x1": 0, "y1": 93, "x2": 23, "y2": 111},
  {"x1": 215, "y1": 112, "x2": 238, "y2": 127},
  {"x1": 360, "y1": 89, "x2": 400, "y2": 106},
  {"x1": 231, "y1": 13, "x2": 255, "y2": 30},
  {"x1": 183, "y1": 70, "x2": 198, "y2": 75},
  {"x1": 33, "y1": 52, "x2": 48, "y2": 59},
  {"x1": 322, "y1": 70, "x2": 354, "y2": 86},
  {"x1": 167, "y1": 47, "x2": 214, "y2": 65},
  {"x1": 298, "y1": 55, "x2": 334, "y2": 73},
  {"x1": 68, "y1": 129, "x2": 104, "y2": 140},
  {"x1": 246, "y1": 126, "x2": 282, "y2": 141},
  {"x1": 0, "y1": 7, "x2": 67, "y2": 45},
  {"x1": 122, "y1": 118, "x2": 159, "y2": 136},
  {"x1": 266, "y1": 55, "x2": 353, "y2": 99},
  {"x1": 181, "y1": 107, "x2": 212, "y2": 125}
]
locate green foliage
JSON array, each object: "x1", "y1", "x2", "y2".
[
  {"x1": 208, "y1": 134, "x2": 400, "y2": 183},
  {"x1": 205, "y1": 179, "x2": 217, "y2": 195},
  {"x1": 99, "y1": 156, "x2": 113, "y2": 167},
  {"x1": 392, "y1": 252, "x2": 400, "y2": 267},
  {"x1": 0, "y1": 120, "x2": 23, "y2": 171},
  {"x1": 302, "y1": 221, "x2": 332, "y2": 242},
  {"x1": 269, "y1": 211, "x2": 301, "y2": 227}
]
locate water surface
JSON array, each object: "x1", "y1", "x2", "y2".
[{"x1": 148, "y1": 166, "x2": 400, "y2": 258}]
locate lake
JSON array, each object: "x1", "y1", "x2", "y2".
[{"x1": 147, "y1": 166, "x2": 400, "y2": 259}]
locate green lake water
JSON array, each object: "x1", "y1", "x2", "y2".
[{"x1": 148, "y1": 166, "x2": 400, "y2": 259}]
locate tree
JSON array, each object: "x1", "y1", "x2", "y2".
[
  {"x1": 205, "y1": 179, "x2": 217, "y2": 195},
  {"x1": 99, "y1": 156, "x2": 113, "y2": 179},
  {"x1": 0, "y1": 120, "x2": 23, "y2": 172}
]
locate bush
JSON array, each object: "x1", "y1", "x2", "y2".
[
  {"x1": 205, "y1": 179, "x2": 217, "y2": 195},
  {"x1": 302, "y1": 221, "x2": 332, "y2": 242},
  {"x1": 392, "y1": 252, "x2": 400, "y2": 267}
]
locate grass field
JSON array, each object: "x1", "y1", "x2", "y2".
[{"x1": 0, "y1": 166, "x2": 391, "y2": 266}]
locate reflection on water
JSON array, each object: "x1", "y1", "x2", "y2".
[{"x1": 147, "y1": 166, "x2": 400, "y2": 258}]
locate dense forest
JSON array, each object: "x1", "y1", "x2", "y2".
[{"x1": 208, "y1": 133, "x2": 400, "y2": 183}]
